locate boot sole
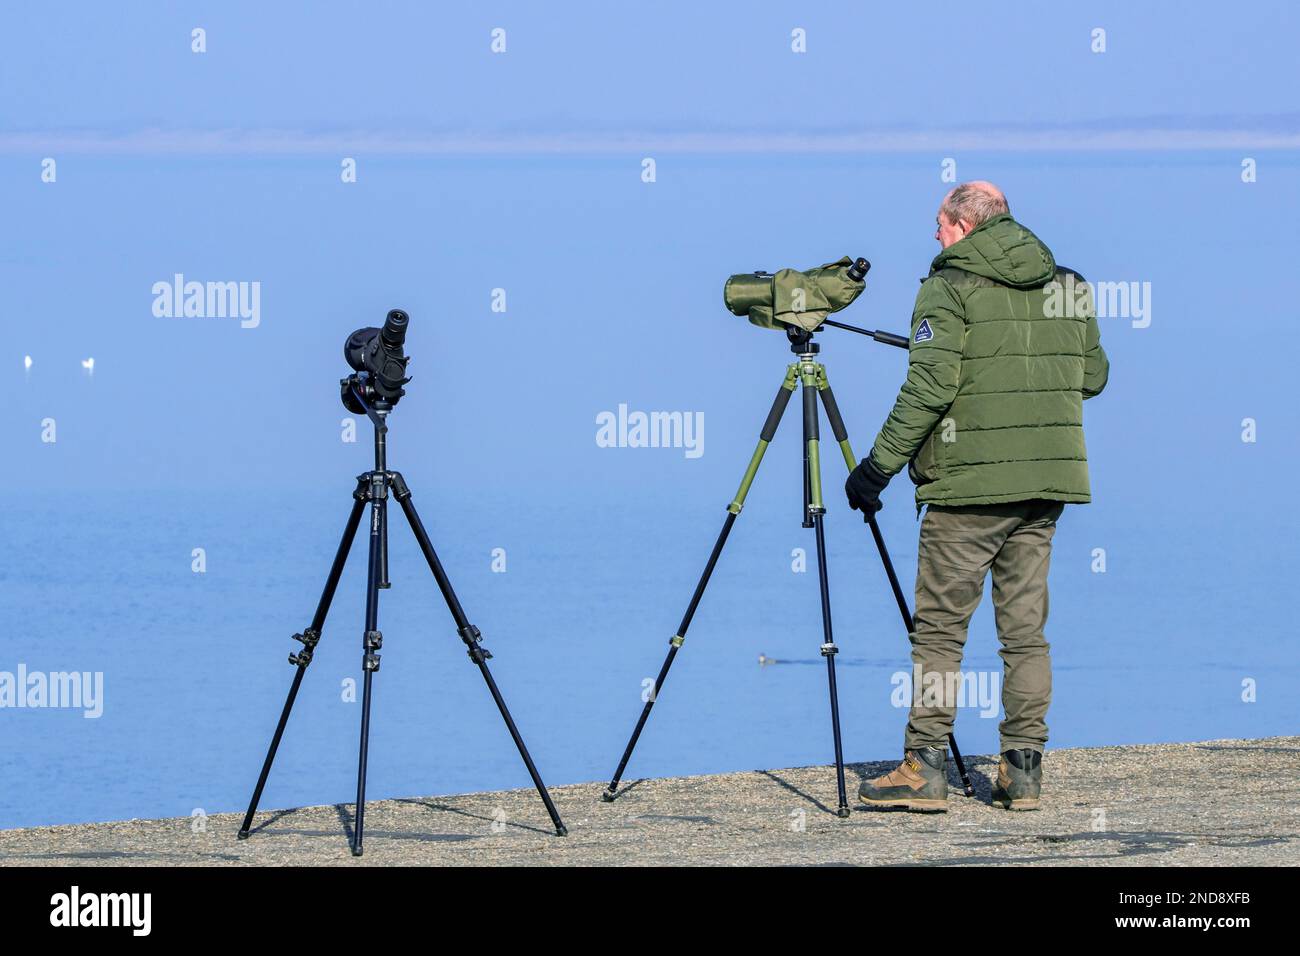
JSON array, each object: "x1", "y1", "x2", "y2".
[
  {"x1": 858, "y1": 794, "x2": 948, "y2": 812},
  {"x1": 991, "y1": 797, "x2": 1040, "y2": 811}
]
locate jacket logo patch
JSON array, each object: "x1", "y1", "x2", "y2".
[{"x1": 914, "y1": 318, "x2": 934, "y2": 343}]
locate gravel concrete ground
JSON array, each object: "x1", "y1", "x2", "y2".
[{"x1": 1, "y1": 737, "x2": 1296, "y2": 866}]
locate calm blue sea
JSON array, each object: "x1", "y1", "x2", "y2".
[{"x1": 2, "y1": 477, "x2": 1296, "y2": 830}]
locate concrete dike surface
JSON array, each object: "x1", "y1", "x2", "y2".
[{"x1": 1, "y1": 737, "x2": 1296, "y2": 867}]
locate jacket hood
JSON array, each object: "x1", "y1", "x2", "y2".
[{"x1": 929, "y1": 214, "x2": 1056, "y2": 288}]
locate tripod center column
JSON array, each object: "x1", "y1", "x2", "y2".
[{"x1": 799, "y1": 355, "x2": 825, "y2": 521}]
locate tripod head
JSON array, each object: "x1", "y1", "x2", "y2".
[
  {"x1": 785, "y1": 317, "x2": 909, "y2": 354},
  {"x1": 820, "y1": 318, "x2": 909, "y2": 349},
  {"x1": 786, "y1": 326, "x2": 820, "y2": 356}
]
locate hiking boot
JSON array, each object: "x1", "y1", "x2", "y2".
[
  {"x1": 858, "y1": 746, "x2": 948, "y2": 812},
  {"x1": 991, "y1": 748, "x2": 1042, "y2": 810}
]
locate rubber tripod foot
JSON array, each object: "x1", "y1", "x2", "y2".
[
  {"x1": 836, "y1": 806, "x2": 851, "y2": 819},
  {"x1": 351, "y1": 844, "x2": 363, "y2": 857},
  {"x1": 236, "y1": 830, "x2": 249, "y2": 841},
  {"x1": 600, "y1": 789, "x2": 616, "y2": 803},
  {"x1": 555, "y1": 825, "x2": 568, "y2": 837}
]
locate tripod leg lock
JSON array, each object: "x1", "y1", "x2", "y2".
[
  {"x1": 820, "y1": 642, "x2": 838, "y2": 657},
  {"x1": 458, "y1": 624, "x2": 494, "y2": 662},
  {"x1": 288, "y1": 628, "x2": 321, "y2": 667},
  {"x1": 364, "y1": 629, "x2": 383, "y2": 650},
  {"x1": 669, "y1": 634, "x2": 685, "y2": 648},
  {"x1": 389, "y1": 471, "x2": 411, "y2": 501},
  {"x1": 362, "y1": 653, "x2": 381, "y2": 672}
]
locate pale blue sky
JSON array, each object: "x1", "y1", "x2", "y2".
[{"x1": 3, "y1": 2, "x2": 1297, "y2": 142}]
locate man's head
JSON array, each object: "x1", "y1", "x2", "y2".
[{"x1": 935, "y1": 181, "x2": 1009, "y2": 248}]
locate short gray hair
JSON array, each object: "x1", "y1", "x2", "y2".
[{"x1": 940, "y1": 182, "x2": 1009, "y2": 228}]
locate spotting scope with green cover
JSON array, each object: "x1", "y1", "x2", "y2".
[{"x1": 724, "y1": 256, "x2": 870, "y2": 332}]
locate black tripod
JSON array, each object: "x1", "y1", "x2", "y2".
[
  {"x1": 239, "y1": 386, "x2": 566, "y2": 855},
  {"x1": 602, "y1": 325, "x2": 973, "y2": 816}
]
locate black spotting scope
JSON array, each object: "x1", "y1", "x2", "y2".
[{"x1": 342, "y1": 308, "x2": 412, "y2": 412}]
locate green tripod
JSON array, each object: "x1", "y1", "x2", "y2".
[{"x1": 602, "y1": 325, "x2": 973, "y2": 816}]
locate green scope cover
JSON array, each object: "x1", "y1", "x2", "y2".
[{"x1": 722, "y1": 256, "x2": 865, "y2": 332}]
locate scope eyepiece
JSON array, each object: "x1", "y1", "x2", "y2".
[
  {"x1": 381, "y1": 308, "x2": 409, "y2": 350},
  {"x1": 848, "y1": 258, "x2": 871, "y2": 282}
]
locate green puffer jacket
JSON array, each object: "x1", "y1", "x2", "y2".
[{"x1": 868, "y1": 214, "x2": 1109, "y2": 507}]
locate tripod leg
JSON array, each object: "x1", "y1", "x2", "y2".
[
  {"x1": 389, "y1": 474, "x2": 568, "y2": 837},
  {"x1": 603, "y1": 366, "x2": 799, "y2": 801},
  {"x1": 803, "y1": 370, "x2": 850, "y2": 818},
  {"x1": 239, "y1": 482, "x2": 368, "y2": 840},
  {"x1": 352, "y1": 473, "x2": 389, "y2": 856},
  {"x1": 378, "y1": 498, "x2": 391, "y2": 589},
  {"x1": 817, "y1": 379, "x2": 975, "y2": 797}
]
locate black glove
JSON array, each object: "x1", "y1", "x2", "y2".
[{"x1": 845, "y1": 457, "x2": 891, "y2": 517}]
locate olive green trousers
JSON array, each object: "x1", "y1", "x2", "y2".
[{"x1": 904, "y1": 499, "x2": 1065, "y2": 755}]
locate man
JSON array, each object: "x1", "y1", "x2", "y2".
[{"x1": 845, "y1": 182, "x2": 1108, "y2": 812}]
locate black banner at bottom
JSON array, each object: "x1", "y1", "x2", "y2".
[{"x1": 0, "y1": 864, "x2": 1282, "y2": 941}]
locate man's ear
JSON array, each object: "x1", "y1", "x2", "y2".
[{"x1": 959, "y1": 219, "x2": 975, "y2": 236}]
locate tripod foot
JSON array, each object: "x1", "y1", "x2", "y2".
[
  {"x1": 351, "y1": 843, "x2": 363, "y2": 858},
  {"x1": 236, "y1": 829, "x2": 250, "y2": 841},
  {"x1": 555, "y1": 824, "x2": 568, "y2": 837},
  {"x1": 600, "y1": 788, "x2": 617, "y2": 803},
  {"x1": 836, "y1": 806, "x2": 851, "y2": 819}
]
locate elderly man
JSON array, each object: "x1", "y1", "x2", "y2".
[{"x1": 845, "y1": 182, "x2": 1108, "y2": 811}]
